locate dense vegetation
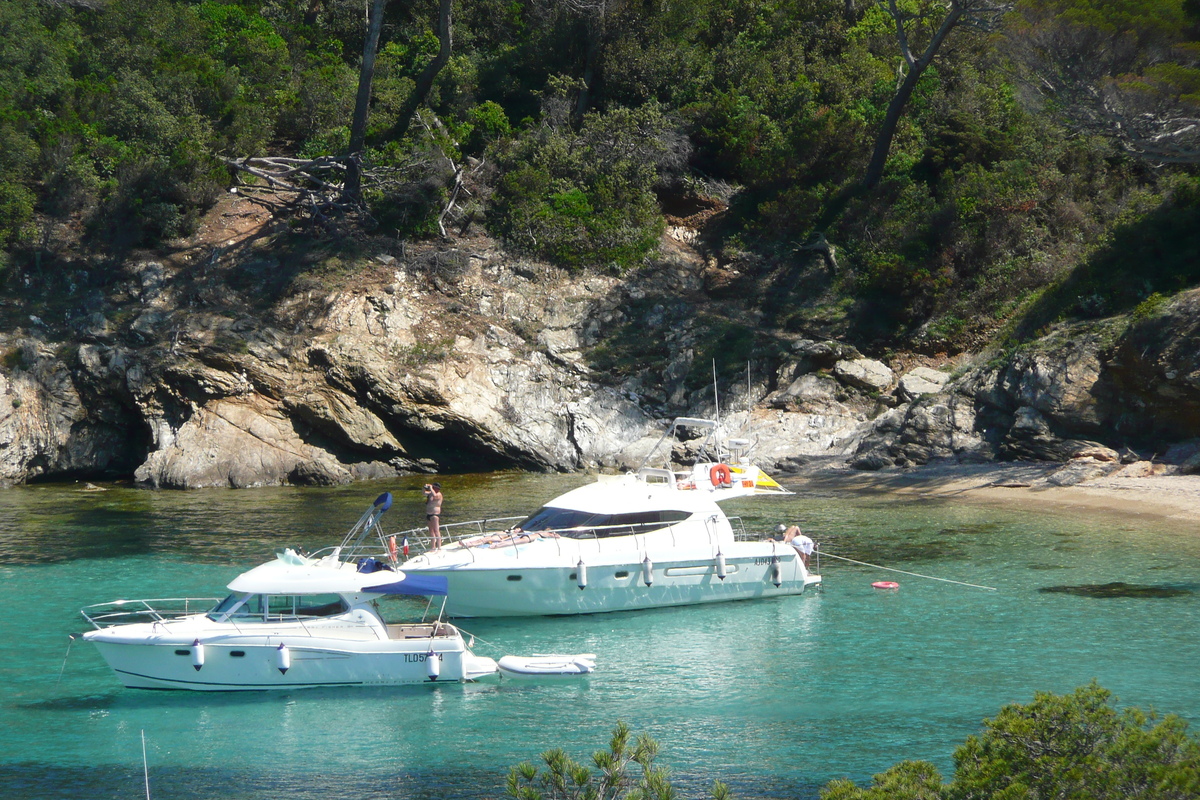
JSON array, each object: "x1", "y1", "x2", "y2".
[
  {"x1": 517, "y1": 686, "x2": 1200, "y2": 800},
  {"x1": 2, "y1": 0, "x2": 1199, "y2": 351},
  {"x1": 823, "y1": 683, "x2": 1200, "y2": 799}
]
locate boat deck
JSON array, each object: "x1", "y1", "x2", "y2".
[{"x1": 385, "y1": 622, "x2": 457, "y2": 640}]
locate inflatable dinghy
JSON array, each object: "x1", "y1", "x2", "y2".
[{"x1": 497, "y1": 653, "x2": 596, "y2": 678}]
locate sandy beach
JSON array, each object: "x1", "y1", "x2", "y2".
[{"x1": 784, "y1": 460, "x2": 1200, "y2": 528}]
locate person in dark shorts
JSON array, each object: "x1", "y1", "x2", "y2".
[{"x1": 424, "y1": 482, "x2": 443, "y2": 549}]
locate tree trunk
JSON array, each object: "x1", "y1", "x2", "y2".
[
  {"x1": 344, "y1": 0, "x2": 388, "y2": 203},
  {"x1": 861, "y1": 65, "x2": 926, "y2": 190},
  {"x1": 574, "y1": 28, "x2": 600, "y2": 125},
  {"x1": 304, "y1": 0, "x2": 324, "y2": 27},
  {"x1": 386, "y1": 0, "x2": 453, "y2": 143},
  {"x1": 862, "y1": 3, "x2": 964, "y2": 190}
]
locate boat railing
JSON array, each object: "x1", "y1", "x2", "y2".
[
  {"x1": 390, "y1": 517, "x2": 702, "y2": 561},
  {"x1": 728, "y1": 516, "x2": 758, "y2": 542},
  {"x1": 378, "y1": 513, "x2": 758, "y2": 561},
  {"x1": 306, "y1": 543, "x2": 393, "y2": 563},
  {"x1": 300, "y1": 515, "x2": 518, "y2": 566},
  {"x1": 383, "y1": 516, "x2": 527, "y2": 558},
  {"x1": 80, "y1": 597, "x2": 222, "y2": 630}
]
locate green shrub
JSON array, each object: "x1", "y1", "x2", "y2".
[
  {"x1": 464, "y1": 100, "x2": 512, "y2": 154},
  {"x1": 1132, "y1": 292, "x2": 1169, "y2": 320},
  {"x1": 822, "y1": 683, "x2": 1200, "y2": 800},
  {"x1": 0, "y1": 181, "x2": 35, "y2": 251},
  {"x1": 488, "y1": 100, "x2": 672, "y2": 270},
  {"x1": 507, "y1": 721, "x2": 731, "y2": 800}
]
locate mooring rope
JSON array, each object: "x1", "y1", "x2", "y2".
[
  {"x1": 453, "y1": 625, "x2": 506, "y2": 655},
  {"x1": 819, "y1": 550, "x2": 998, "y2": 591},
  {"x1": 56, "y1": 634, "x2": 76, "y2": 686}
]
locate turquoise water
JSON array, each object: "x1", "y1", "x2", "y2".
[{"x1": 2, "y1": 473, "x2": 1199, "y2": 800}]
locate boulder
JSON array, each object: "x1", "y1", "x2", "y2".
[
  {"x1": 791, "y1": 338, "x2": 862, "y2": 367},
  {"x1": 898, "y1": 367, "x2": 950, "y2": 400},
  {"x1": 1111, "y1": 460, "x2": 1175, "y2": 478},
  {"x1": 1070, "y1": 444, "x2": 1120, "y2": 462},
  {"x1": 851, "y1": 449, "x2": 895, "y2": 470},
  {"x1": 1045, "y1": 459, "x2": 1114, "y2": 486},
  {"x1": 833, "y1": 358, "x2": 894, "y2": 392}
]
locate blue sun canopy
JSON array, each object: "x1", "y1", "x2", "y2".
[{"x1": 363, "y1": 574, "x2": 449, "y2": 597}]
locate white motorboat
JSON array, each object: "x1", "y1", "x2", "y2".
[
  {"x1": 80, "y1": 494, "x2": 498, "y2": 691},
  {"x1": 395, "y1": 417, "x2": 821, "y2": 617}
]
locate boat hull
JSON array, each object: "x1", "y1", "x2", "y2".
[
  {"x1": 418, "y1": 554, "x2": 820, "y2": 617},
  {"x1": 84, "y1": 629, "x2": 496, "y2": 691}
]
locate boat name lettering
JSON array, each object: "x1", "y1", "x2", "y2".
[{"x1": 403, "y1": 653, "x2": 431, "y2": 663}]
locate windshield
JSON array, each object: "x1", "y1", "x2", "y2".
[
  {"x1": 516, "y1": 507, "x2": 691, "y2": 538},
  {"x1": 208, "y1": 593, "x2": 256, "y2": 620}
]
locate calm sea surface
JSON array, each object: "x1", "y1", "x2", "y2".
[{"x1": 2, "y1": 472, "x2": 1198, "y2": 800}]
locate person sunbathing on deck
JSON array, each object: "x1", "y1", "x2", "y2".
[{"x1": 461, "y1": 529, "x2": 560, "y2": 548}]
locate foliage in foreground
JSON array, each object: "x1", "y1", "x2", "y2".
[
  {"x1": 507, "y1": 720, "x2": 729, "y2": 800},
  {"x1": 823, "y1": 683, "x2": 1200, "y2": 800},
  {"x1": 511, "y1": 687, "x2": 1200, "y2": 800}
]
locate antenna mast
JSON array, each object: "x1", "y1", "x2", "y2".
[
  {"x1": 746, "y1": 361, "x2": 752, "y2": 436},
  {"x1": 712, "y1": 359, "x2": 719, "y2": 425}
]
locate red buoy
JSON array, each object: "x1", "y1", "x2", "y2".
[{"x1": 872, "y1": 581, "x2": 900, "y2": 590}]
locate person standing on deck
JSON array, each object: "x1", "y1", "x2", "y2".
[{"x1": 424, "y1": 482, "x2": 443, "y2": 549}]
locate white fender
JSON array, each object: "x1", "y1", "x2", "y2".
[
  {"x1": 770, "y1": 556, "x2": 782, "y2": 587},
  {"x1": 276, "y1": 643, "x2": 291, "y2": 674},
  {"x1": 191, "y1": 639, "x2": 205, "y2": 671},
  {"x1": 716, "y1": 551, "x2": 727, "y2": 580},
  {"x1": 426, "y1": 651, "x2": 441, "y2": 680},
  {"x1": 642, "y1": 556, "x2": 653, "y2": 587},
  {"x1": 577, "y1": 560, "x2": 588, "y2": 590}
]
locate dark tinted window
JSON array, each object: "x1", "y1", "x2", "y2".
[
  {"x1": 516, "y1": 507, "x2": 690, "y2": 538},
  {"x1": 517, "y1": 507, "x2": 604, "y2": 531}
]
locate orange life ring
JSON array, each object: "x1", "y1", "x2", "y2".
[
  {"x1": 710, "y1": 463, "x2": 733, "y2": 487},
  {"x1": 872, "y1": 581, "x2": 899, "y2": 590}
]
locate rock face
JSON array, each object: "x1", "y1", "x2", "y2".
[
  {"x1": 849, "y1": 293, "x2": 1200, "y2": 471},
  {"x1": 2, "y1": 225, "x2": 1199, "y2": 489},
  {"x1": 0, "y1": 245, "x2": 657, "y2": 488}
]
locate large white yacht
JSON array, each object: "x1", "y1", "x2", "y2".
[
  {"x1": 395, "y1": 418, "x2": 821, "y2": 617},
  {"x1": 81, "y1": 494, "x2": 499, "y2": 690}
]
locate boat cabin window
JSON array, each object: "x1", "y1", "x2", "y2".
[
  {"x1": 516, "y1": 507, "x2": 690, "y2": 539},
  {"x1": 264, "y1": 594, "x2": 348, "y2": 619},
  {"x1": 208, "y1": 593, "x2": 262, "y2": 620},
  {"x1": 209, "y1": 593, "x2": 347, "y2": 620}
]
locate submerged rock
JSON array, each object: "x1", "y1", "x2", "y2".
[{"x1": 1039, "y1": 582, "x2": 1195, "y2": 599}]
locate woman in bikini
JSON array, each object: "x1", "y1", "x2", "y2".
[{"x1": 424, "y1": 482, "x2": 443, "y2": 549}]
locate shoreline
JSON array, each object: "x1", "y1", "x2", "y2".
[{"x1": 781, "y1": 460, "x2": 1200, "y2": 528}]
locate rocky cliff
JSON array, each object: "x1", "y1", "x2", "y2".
[{"x1": 2, "y1": 200, "x2": 1198, "y2": 488}]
